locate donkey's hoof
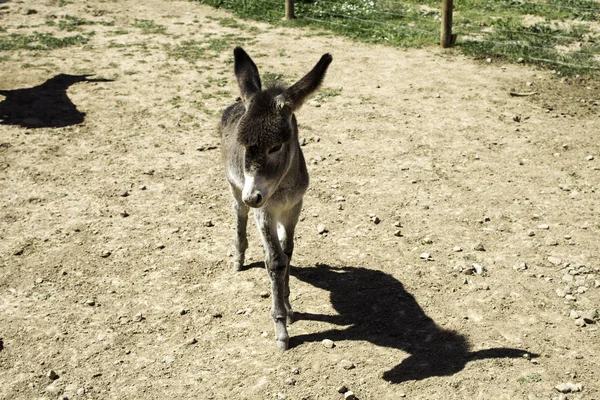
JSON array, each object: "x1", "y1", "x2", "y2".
[
  {"x1": 276, "y1": 338, "x2": 290, "y2": 351},
  {"x1": 233, "y1": 261, "x2": 243, "y2": 271},
  {"x1": 286, "y1": 312, "x2": 295, "y2": 325}
]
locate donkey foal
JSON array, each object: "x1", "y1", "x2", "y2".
[{"x1": 220, "y1": 47, "x2": 332, "y2": 350}]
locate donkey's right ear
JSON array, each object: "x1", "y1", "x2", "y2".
[{"x1": 234, "y1": 47, "x2": 262, "y2": 102}]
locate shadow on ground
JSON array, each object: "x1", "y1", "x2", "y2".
[
  {"x1": 0, "y1": 74, "x2": 112, "y2": 128},
  {"x1": 265, "y1": 263, "x2": 536, "y2": 384}
]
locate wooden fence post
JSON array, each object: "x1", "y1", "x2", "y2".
[
  {"x1": 285, "y1": 0, "x2": 295, "y2": 20},
  {"x1": 441, "y1": 0, "x2": 455, "y2": 48}
]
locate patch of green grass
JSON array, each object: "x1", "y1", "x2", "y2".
[
  {"x1": 0, "y1": 32, "x2": 92, "y2": 51},
  {"x1": 217, "y1": 17, "x2": 247, "y2": 29},
  {"x1": 133, "y1": 19, "x2": 166, "y2": 34},
  {"x1": 194, "y1": 0, "x2": 600, "y2": 75},
  {"x1": 262, "y1": 72, "x2": 285, "y2": 85},
  {"x1": 517, "y1": 374, "x2": 543, "y2": 384},
  {"x1": 314, "y1": 87, "x2": 342, "y2": 102},
  {"x1": 166, "y1": 35, "x2": 252, "y2": 63}
]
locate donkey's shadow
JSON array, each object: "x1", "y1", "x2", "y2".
[
  {"x1": 0, "y1": 74, "x2": 112, "y2": 128},
  {"x1": 276, "y1": 263, "x2": 536, "y2": 383}
]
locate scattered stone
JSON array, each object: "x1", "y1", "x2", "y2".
[
  {"x1": 100, "y1": 250, "x2": 111, "y2": 258},
  {"x1": 337, "y1": 385, "x2": 348, "y2": 393},
  {"x1": 46, "y1": 370, "x2": 59, "y2": 381},
  {"x1": 164, "y1": 355, "x2": 175, "y2": 364},
  {"x1": 556, "y1": 288, "x2": 566, "y2": 298},
  {"x1": 186, "y1": 338, "x2": 198, "y2": 345},
  {"x1": 260, "y1": 291, "x2": 270, "y2": 299},
  {"x1": 453, "y1": 246, "x2": 463, "y2": 252},
  {"x1": 565, "y1": 294, "x2": 576, "y2": 301},
  {"x1": 420, "y1": 252, "x2": 432, "y2": 261},
  {"x1": 462, "y1": 266, "x2": 475, "y2": 275},
  {"x1": 394, "y1": 221, "x2": 402, "y2": 227},
  {"x1": 581, "y1": 311, "x2": 596, "y2": 324},
  {"x1": 284, "y1": 377, "x2": 296, "y2": 386},
  {"x1": 76, "y1": 388, "x2": 86, "y2": 396},
  {"x1": 371, "y1": 216, "x2": 381, "y2": 224},
  {"x1": 538, "y1": 224, "x2": 550, "y2": 230},
  {"x1": 555, "y1": 382, "x2": 582, "y2": 393},
  {"x1": 393, "y1": 230, "x2": 402, "y2": 237},
  {"x1": 276, "y1": 393, "x2": 287, "y2": 400},
  {"x1": 472, "y1": 263, "x2": 485, "y2": 275},
  {"x1": 344, "y1": 391, "x2": 356, "y2": 400},
  {"x1": 546, "y1": 239, "x2": 559, "y2": 246},
  {"x1": 340, "y1": 360, "x2": 355, "y2": 370},
  {"x1": 586, "y1": 155, "x2": 595, "y2": 161},
  {"x1": 421, "y1": 237, "x2": 433, "y2": 245},
  {"x1": 156, "y1": 243, "x2": 165, "y2": 250},
  {"x1": 119, "y1": 190, "x2": 130, "y2": 197},
  {"x1": 569, "y1": 310, "x2": 580, "y2": 319},
  {"x1": 132, "y1": 312, "x2": 144, "y2": 322},
  {"x1": 562, "y1": 274, "x2": 574, "y2": 282},
  {"x1": 473, "y1": 242, "x2": 485, "y2": 251},
  {"x1": 317, "y1": 224, "x2": 328, "y2": 234},
  {"x1": 322, "y1": 339, "x2": 335, "y2": 349},
  {"x1": 291, "y1": 367, "x2": 300, "y2": 375},
  {"x1": 84, "y1": 299, "x2": 95, "y2": 307},
  {"x1": 120, "y1": 210, "x2": 129, "y2": 218},
  {"x1": 203, "y1": 219, "x2": 214, "y2": 228},
  {"x1": 513, "y1": 262, "x2": 527, "y2": 271},
  {"x1": 547, "y1": 256, "x2": 562, "y2": 266},
  {"x1": 299, "y1": 137, "x2": 307, "y2": 146},
  {"x1": 179, "y1": 309, "x2": 188, "y2": 316}
]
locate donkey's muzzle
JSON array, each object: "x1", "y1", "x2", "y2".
[{"x1": 242, "y1": 190, "x2": 264, "y2": 208}]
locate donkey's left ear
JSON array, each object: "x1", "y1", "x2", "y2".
[
  {"x1": 278, "y1": 53, "x2": 332, "y2": 111},
  {"x1": 234, "y1": 47, "x2": 262, "y2": 102}
]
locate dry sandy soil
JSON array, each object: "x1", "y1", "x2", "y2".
[{"x1": 1, "y1": 1, "x2": 599, "y2": 399}]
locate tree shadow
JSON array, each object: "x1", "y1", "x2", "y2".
[
  {"x1": 280, "y1": 263, "x2": 537, "y2": 384},
  {"x1": 0, "y1": 74, "x2": 112, "y2": 128}
]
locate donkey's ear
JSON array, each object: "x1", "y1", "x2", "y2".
[
  {"x1": 278, "y1": 53, "x2": 332, "y2": 111},
  {"x1": 234, "y1": 47, "x2": 262, "y2": 102}
]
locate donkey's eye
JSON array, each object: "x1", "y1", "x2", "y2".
[{"x1": 268, "y1": 144, "x2": 283, "y2": 154}]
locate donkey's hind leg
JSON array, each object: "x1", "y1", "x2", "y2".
[
  {"x1": 278, "y1": 200, "x2": 303, "y2": 325},
  {"x1": 232, "y1": 197, "x2": 249, "y2": 271}
]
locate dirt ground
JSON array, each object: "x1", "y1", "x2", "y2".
[{"x1": 1, "y1": 1, "x2": 599, "y2": 399}]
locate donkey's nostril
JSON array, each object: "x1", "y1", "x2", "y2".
[{"x1": 254, "y1": 193, "x2": 262, "y2": 205}]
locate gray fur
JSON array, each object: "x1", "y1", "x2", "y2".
[{"x1": 220, "y1": 47, "x2": 332, "y2": 350}]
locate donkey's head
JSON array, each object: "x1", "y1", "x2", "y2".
[{"x1": 233, "y1": 47, "x2": 332, "y2": 208}]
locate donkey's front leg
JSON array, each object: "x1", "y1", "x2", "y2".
[
  {"x1": 232, "y1": 198, "x2": 249, "y2": 271},
  {"x1": 278, "y1": 200, "x2": 302, "y2": 325},
  {"x1": 255, "y1": 209, "x2": 290, "y2": 350}
]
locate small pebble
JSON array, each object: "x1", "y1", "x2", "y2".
[
  {"x1": 538, "y1": 224, "x2": 550, "y2": 230},
  {"x1": 299, "y1": 137, "x2": 307, "y2": 146},
  {"x1": 317, "y1": 224, "x2": 328, "y2": 234},
  {"x1": 453, "y1": 246, "x2": 463, "y2": 252},
  {"x1": 473, "y1": 242, "x2": 485, "y2": 251},
  {"x1": 472, "y1": 263, "x2": 485, "y2": 275},
  {"x1": 344, "y1": 391, "x2": 356, "y2": 400},
  {"x1": 581, "y1": 311, "x2": 596, "y2": 324},
  {"x1": 586, "y1": 155, "x2": 595, "y2": 161},
  {"x1": 555, "y1": 382, "x2": 582, "y2": 393},
  {"x1": 420, "y1": 252, "x2": 432, "y2": 261},
  {"x1": 547, "y1": 256, "x2": 562, "y2": 266},
  {"x1": 340, "y1": 360, "x2": 355, "y2": 370},
  {"x1": 85, "y1": 299, "x2": 95, "y2": 306},
  {"x1": 322, "y1": 339, "x2": 335, "y2": 349},
  {"x1": 284, "y1": 377, "x2": 296, "y2": 386},
  {"x1": 132, "y1": 312, "x2": 144, "y2": 322},
  {"x1": 119, "y1": 190, "x2": 130, "y2": 197},
  {"x1": 46, "y1": 370, "x2": 59, "y2": 381},
  {"x1": 569, "y1": 310, "x2": 580, "y2": 319},
  {"x1": 513, "y1": 262, "x2": 527, "y2": 271},
  {"x1": 120, "y1": 210, "x2": 129, "y2": 218},
  {"x1": 100, "y1": 250, "x2": 111, "y2": 258},
  {"x1": 260, "y1": 291, "x2": 270, "y2": 299},
  {"x1": 337, "y1": 385, "x2": 348, "y2": 393},
  {"x1": 203, "y1": 220, "x2": 214, "y2": 227},
  {"x1": 393, "y1": 230, "x2": 402, "y2": 237}
]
